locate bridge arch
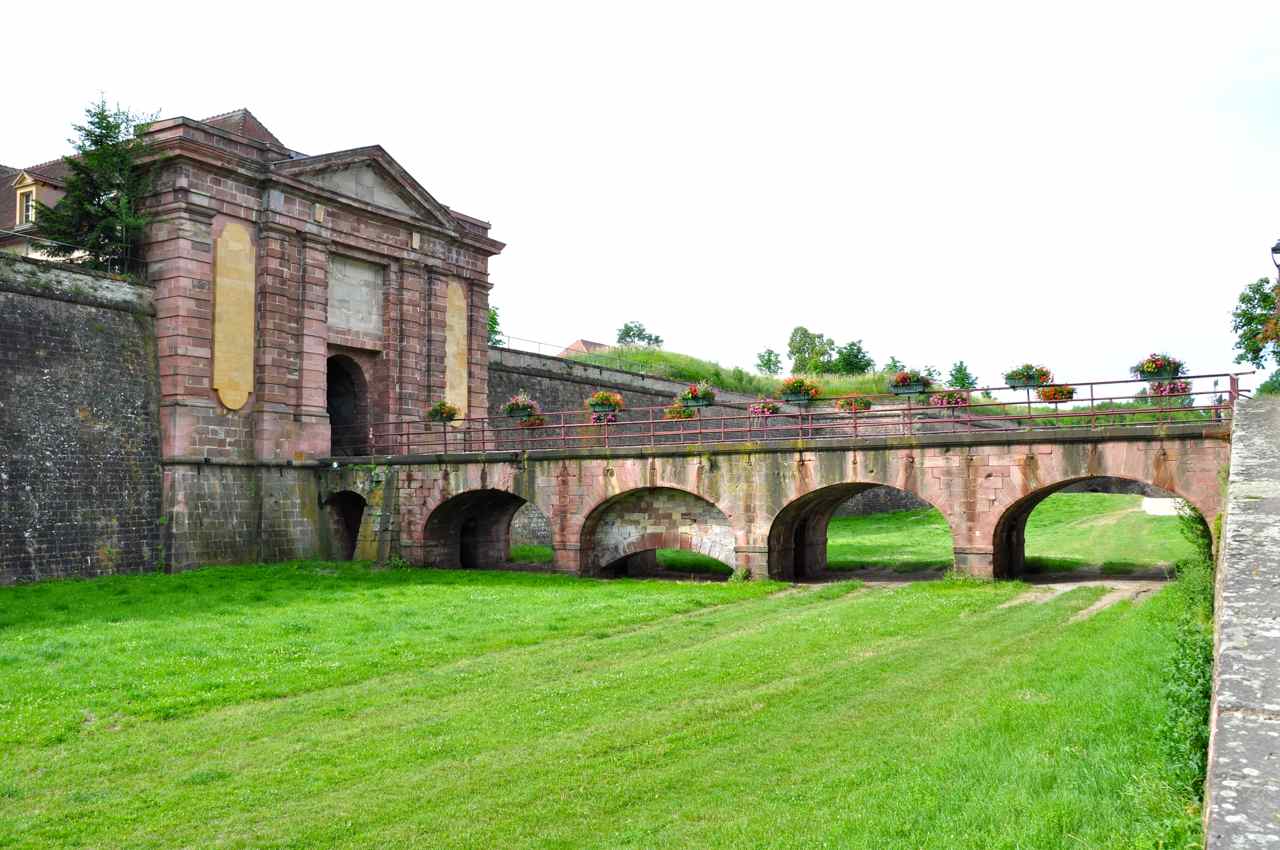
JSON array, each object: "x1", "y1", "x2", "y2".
[
  {"x1": 768, "y1": 483, "x2": 955, "y2": 580},
  {"x1": 422, "y1": 488, "x2": 527, "y2": 569},
  {"x1": 579, "y1": 487, "x2": 736, "y2": 577},
  {"x1": 990, "y1": 475, "x2": 1207, "y2": 579}
]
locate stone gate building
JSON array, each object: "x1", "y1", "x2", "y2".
[{"x1": 2, "y1": 109, "x2": 504, "y2": 573}]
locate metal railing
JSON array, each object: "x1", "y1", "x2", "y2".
[{"x1": 326, "y1": 373, "x2": 1250, "y2": 458}]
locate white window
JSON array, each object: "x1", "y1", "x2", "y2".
[{"x1": 17, "y1": 190, "x2": 34, "y2": 225}]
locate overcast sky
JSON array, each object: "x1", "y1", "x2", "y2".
[{"x1": 10, "y1": 2, "x2": 1280, "y2": 391}]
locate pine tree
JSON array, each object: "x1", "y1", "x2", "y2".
[
  {"x1": 948, "y1": 361, "x2": 978, "y2": 389},
  {"x1": 34, "y1": 98, "x2": 155, "y2": 273}
]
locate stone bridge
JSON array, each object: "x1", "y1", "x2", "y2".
[{"x1": 323, "y1": 421, "x2": 1231, "y2": 580}]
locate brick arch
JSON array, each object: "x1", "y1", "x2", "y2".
[
  {"x1": 578, "y1": 487, "x2": 736, "y2": 577},
  {"x1": 767, "y1": 482, "x2": 955, "y2": 580},
  {"x1": 421, "y1": 488, "x2": 527, "y2": 569},
  {"x1": 990, "y1": 474, "x2": 1207, "y2": 579}
]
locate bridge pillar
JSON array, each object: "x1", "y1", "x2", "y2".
[
  {"x1": 953, "y1": 547, "x2": 995, "y2": 579},
  {"x1": 735, "y1": 545, "x2": 770, "y2": 581},
  {"x1": 552, "y1": 542, "x2": 582, "y2": 574}
]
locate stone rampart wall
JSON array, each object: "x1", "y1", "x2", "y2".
[{"x1": 0, "y1": 256, "x2": 164, "y2": 583}]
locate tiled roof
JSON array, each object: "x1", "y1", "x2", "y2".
[
  {"x1": 201, "y1": 108, "x2": 288, "y2": 150},
  {"x1": 0, "y1": 158, "x2": 71, "y2": 244},
  {"x1": 21, "y1": 158, "x2": 71, "y2": 186}
]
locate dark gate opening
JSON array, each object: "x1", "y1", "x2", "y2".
[
  {"x1": 792, "y1": 522, "x2": 809, "y2": 580},
  {"x1": 327, "y1": 355, "x2": 369, "y2": 457},
  {"x1": 327, "y1": 491, "x2": 367, "y2": 561},
  {"x1": 459, "y1": 517, "x2": 482, "y2": 569}
]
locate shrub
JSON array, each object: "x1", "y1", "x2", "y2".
[
  {"x1": 1157, "y1": 544, "x2": 1215, "y2": 798},
  {"x1": 1177, "y1": 500, "x2": 1213, "y2": 565}
]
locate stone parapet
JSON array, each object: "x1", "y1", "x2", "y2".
[{"x1": 1205, "y1": 397, "x2": 1280, "y2": 847}]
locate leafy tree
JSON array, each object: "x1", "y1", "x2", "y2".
[
  {"x1": 787, "y1": 326, "x2": 836, "y2": 373},
  {"x1": 1231, "y1": 277, "x2": 1280, "y2": 368},
  {"x1": 832, "y1": 340, "x2": 875, "y2": 375},
  {"x1": 1259, "y1": 369, "x2": 1280, "y2": 396},
  {"x1": 884, "y1": 356, "x2": 905, "y2": 373},
  {"x1": 948, "y1": 361, "x2": 978, "y2": 389},
  {"x1": 756, "y1": 348, "x2": 782, "y2": 375},
  {"x1": 617, "y1": 321, "x2": 663, "y2": 347},
  {"x1": 487, "y1": 306, "x2": 504, "y2": 346},
  {"x1": 35, "y1": 98, "x2": 156, "y2": 272}
]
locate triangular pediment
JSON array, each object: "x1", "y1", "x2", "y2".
[{"x1": 273, "y1": 147, "x2": 456, "y2": 231}]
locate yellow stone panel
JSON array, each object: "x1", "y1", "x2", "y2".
[
  {"x1": 445, "y1": 278, "x2": 469, "y2": 423},
  {"x1": 212, "y1": 222, "x2": 256, "y2": 410}
]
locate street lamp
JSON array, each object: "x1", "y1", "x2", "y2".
[{"x1": 1272, "y1": 238, "x2": 1280, "y2": 280}]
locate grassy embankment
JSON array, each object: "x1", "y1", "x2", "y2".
[
  {"x1": 0, "y1": 554, "x2": 1212, "y2": 848},
  {"x1": 566, "y1": 347, "x2": 890, "y2": 398},
  {"x1": 567, "y1": 346, "x2": 1221, "y2": 427},
  {"x1": 512, "y1": 492, "x2": 1195, "y2": 576}
]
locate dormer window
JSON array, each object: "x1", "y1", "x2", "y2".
[{"x1": 17, "y1": 189, "x2": 34, "y2": 225}]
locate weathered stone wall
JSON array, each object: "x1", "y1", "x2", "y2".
[
  {"x1": 488, "y1": 347, "x2": 761, "y2": 418},
  {"x1": 579, "y1": 487, "x2": 737, "y2": 574},
  {"x1": 1204, "y1": 397, "x2": 1280, "y2": 848},
  {"x1": 510, "y1": 502, "x2": 553, "y2": 546},
  {"x1": 0, "y1": 256, "x2": 164, "y2": 583},
  {"x1": 834, "y1": 486, "x2": 930, "y2": 516}
]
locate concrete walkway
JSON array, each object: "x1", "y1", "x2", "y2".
[{"x1": 1205, "y1": 397, "x2": 1280, "y2": 848}]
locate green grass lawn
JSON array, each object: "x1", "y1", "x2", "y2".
[
  {"x1": 829, "y1": 492, "x2": 1194, "y2": 573},
  {"x1": 0, "y1": 563, "x2": 1205, "y2": 848},
  {"x1": 510, "y1": 544, "x2": 732, "y2": 575}
]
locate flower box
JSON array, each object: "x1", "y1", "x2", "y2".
[
  {"x1": 585, "y1": 391, "x2": 624, "y2": 413},
  {"x1": 778, "y1": 377, "x2": 820, "y2": 404},
  {"x1": 1131, "y1": 353, "x2": 1186, "y2": 381},
  {"x1": 836, "y1": 397, "x2": 872, "y2": 412},
  {"x1": 677, "y1": 381, "x2": 716, "y2": 407},
  {"x1": 426, "y1": 400, "x2": 460, "y2": 423},
  {"x1": 889, "y1": 370, "x2": 932, "y2": 395},
  {"x1": 1037, "y1": 385, "x2": 1076, "y2": 403},
  {"x1": 502, "y1": 390, "x2": 541, "y2": 420},
  {"x1": 1003, "y1": 364, "x2": 1052, "y2": 388}
]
